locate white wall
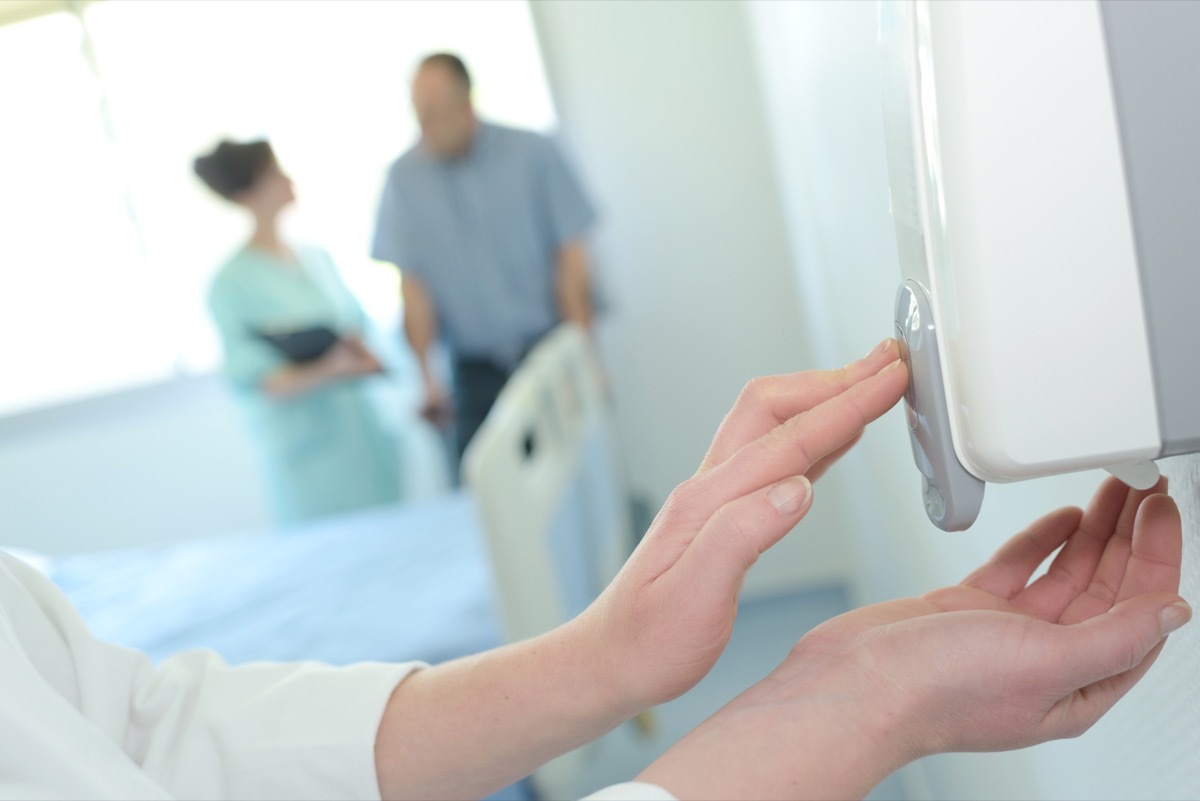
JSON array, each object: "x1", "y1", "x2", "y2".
[
  {"x1": 529, "y1": 0, "x2": 856, "y2": 596},
  {"x1": 745, "y1": 1, "x2": 1198, "y2": 799},
  {"x1": 0, "y1": 376, "x2": 271, "y2": 553},
  {"x1": 3, "y1": 0, "x2": 857, "y2": 596},
  {"x1": 0, "y1": 370, "x2": 446, "y2": 555},
  {"x1": 1, "y1": 0, "x2": 857, "y2": 594}
]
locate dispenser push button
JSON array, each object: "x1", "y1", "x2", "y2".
[{"x1": 893, "y1": 280, "x2": 986, "y2": 531}]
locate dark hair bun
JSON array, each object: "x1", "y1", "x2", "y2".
[{"x1": 193, "y1": 139, "x2": 275, "y2": 200}]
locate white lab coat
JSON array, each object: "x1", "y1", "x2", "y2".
[
  {"x1": 0, "y1": 550, "x2": 411, "y2": 799},
  {"x1": 0, "y1": 552, "x2": 674, "y2": 801}
]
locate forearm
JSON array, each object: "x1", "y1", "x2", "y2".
[
  {"x1": 260, "y1": 357, "x2": 343, "y2": 399},
  {"x1": 374, "y1": 618, "x2": 636, "y2": 800},
  {"x1": 555, "y1": 239, "x2": 593, "y2": 329},
  {"x1": 404, "y1": 318, "x2": 436, "y2": 390},
  {"x1": 401, "y1": 275, "x2": 438, "y2": 388}
]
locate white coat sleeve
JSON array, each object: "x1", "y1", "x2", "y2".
[
  {"x1": 581, "y1": 782, "x2": 678, "y2": 800},
  {"x1": 0, "y1": 551, "x2": 420, "y2": 801}
]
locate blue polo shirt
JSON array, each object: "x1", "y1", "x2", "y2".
[{"x1": 371, "y1": 122, "x2": 596, "y2": 368}]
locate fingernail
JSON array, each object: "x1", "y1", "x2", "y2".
[
  {"x1": 768, "y1": 476, "x2": 812, "y2": 516},
  {"x1": 865, "y1": 338, "x2": 894, "y2": 359},
  {"x1": 1160, "y1": 601, "x2": 1193, "y2": 636}
]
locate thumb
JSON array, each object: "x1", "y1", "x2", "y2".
[
  {"x1": 1032, "y1": 594, "x2": 1190, "y2": 739},
  {"x1": 674, "y1": 476, "x2": 813, "y2": 600},
  {"x1": 1046, "y1": 593, "x2": 1190, "y2": 708}
]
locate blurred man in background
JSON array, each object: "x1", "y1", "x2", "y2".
[{"x1": 372, "y1": 52, "x2": 597, "y2": 474}]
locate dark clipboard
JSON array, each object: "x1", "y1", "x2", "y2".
[{"x1": 252, "y1": 325, "x2": 340, "y2": 364}]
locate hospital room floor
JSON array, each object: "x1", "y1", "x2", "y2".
[{"x1": 571, "y1": 584, "x2": 909, "y2": 801}]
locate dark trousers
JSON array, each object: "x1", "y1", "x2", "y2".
[
  {"x1": 450, "y1": 356, "x2": 513, "y2": 466},
  {"x1": 448, "y1": 330, "x2": 553, "y2": 479}
]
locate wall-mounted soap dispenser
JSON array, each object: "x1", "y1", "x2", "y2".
[{"x1": 878, "y1": 0, "x2": 1200, "y2": 530}]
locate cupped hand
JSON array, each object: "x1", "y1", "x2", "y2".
[
  {"x1": 580, "y1": 339, "x2": 909, "y2": 711},
  {"x1": 784, "y1": 476, "x2": 1188, "y2": 756},
  {"x1": 636, "y1": 478, "x2": 1190, "y2": 801}
]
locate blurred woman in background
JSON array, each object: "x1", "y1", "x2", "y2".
[{"x1": 195, "y1": 139, "x2": 401, "y2": 524}]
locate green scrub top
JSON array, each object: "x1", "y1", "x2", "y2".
[{"x1": 207, "y1": 244, "x2": 401, "y2": 524}]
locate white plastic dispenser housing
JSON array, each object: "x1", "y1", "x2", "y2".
[{"x1": 878, "y1": 0, "x2": 1200, "y2": 530}]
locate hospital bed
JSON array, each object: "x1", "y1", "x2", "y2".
[
  {"x1": 465, "y1": 323, "x2": 633, "y2": 644},
  {"x1": 6, "y1": 491, "x2": 538, "y2": 801},
  {"x1": 464, "y1": 323, "x2": 640, "y2": 800},
  {"x1": 12, "y1": 492, "x2": 500, "y2": 668},
  {"x1": 4, "y1": 323, "x2": 637, "y2": 800}
]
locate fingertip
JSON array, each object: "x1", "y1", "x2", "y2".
[
  {"x1": 863, "y1": 337, "x2": 899, "y2": 362},
  {"x1": 881, "y1": 357, "x2": 910, "y2": 385},
  {"x1": 1160, "y1": 599, "x2": 1193, "y2": 637},
  {"x1": 1046, "y1": 504, "x2": 1085, "y2": 534},
  {"x1": 1100, "y1": 474, "x2": 1130, "y2": 495},
  {"x1": 1135, "y1": 492, "x2": 1182, "y2": 535},
  {"x1": 1141, "y1": 490, "x2": 1179, "y2": 514},
  {"x1": 766, "y1": 475, "x2": 812, "y2": 517},
  {"x1": 1063, "y1": 593, "x2": 1182, "y2": 684}
]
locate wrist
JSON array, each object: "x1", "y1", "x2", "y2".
[
  {"x1": 540, "y1": 615, "x2": 645, "y2": 732},
  {"x1": 375, "y1": 621, "x2": 641, "y2": 799},
  {"x1": 314, "y1": 348, "x2": 346, "y2": 379},
  {"x1": 566, "y1": 585, "x2": 682, "y2": 716},
  {"x1": 417, "y1": 364, "x2": 438, "y2": 393},
  {"x1": 637, "y1": 662, "x2": 922, "y2": 800}
]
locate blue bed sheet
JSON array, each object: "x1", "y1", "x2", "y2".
[
  {"x1": 44, "y1": 490, "x2": 534, "y2": 800},
  {"x1": 49, "y1": 490, "x2": 504, "y2": 668}
]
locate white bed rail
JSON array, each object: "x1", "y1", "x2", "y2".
[
  {"x1": 462, "y1": 323, "x2": 636, "y2": 799},
  {"x1": 463, "y1": 323, "x2": 632, "y2": 644}
]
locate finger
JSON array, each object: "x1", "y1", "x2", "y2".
[
  {"x1": 1056, "y1": 479, "x2": 1170, "y2": 624},
  {"x1": 663, "y1": 475, "x2": 813, "y2": 600},
  {"x1": 1046, "y1": 638, "x2": 1166, "y2": 741},
  {"x1": 1011, "y1": 477, "x2": 1131, "y2": 621},
  {"x1": 1037, "y1": 594, "x2": 1190, "y2": 738},
  {"x1": 1047, "y1": 593, "x2": 1188, "y2": 691},
  {"x1": 806, "y1": 431, "x2": 862, "y2": 484},
  {"x1": 1084, "y1": 477, "x2": 1169, "y2": 603},
  {"x1": 680, "y1": 359, "x2": 908, "y2": 523},
  {"x1": 698, "y1": 340, "x2": 900, "y2": 472},
  {"x1": 1116, "y1": 492, "x2": 1183, "y2": 601},
  {"x1": 960, "y1": 506, "x2": 1083, "y2": 600}
]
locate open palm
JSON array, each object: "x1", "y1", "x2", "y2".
[{"x1": 788, "y1": 476, "x2": 1185, "y2": 754}]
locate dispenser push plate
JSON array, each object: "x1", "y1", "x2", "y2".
[{"x1": 895, "y1": 280, "x2": 986, "y2": 531}]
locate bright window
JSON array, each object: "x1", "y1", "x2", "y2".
[{"x1": 0, "y1": 0, "x2": 557, "y2": 415}]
